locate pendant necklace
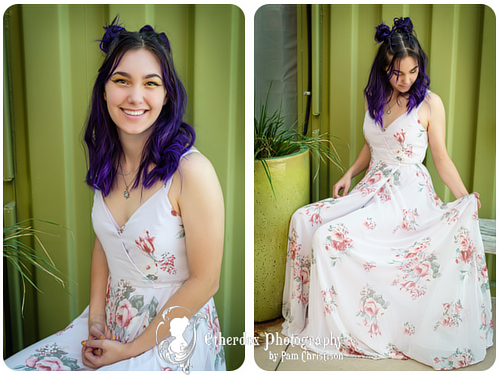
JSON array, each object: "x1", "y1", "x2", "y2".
[
  {"x1": 119, "y1": 165, "x2": 136, "y2": 199},
  {"x1": 386, "y1": 102, "x2": 393, "y2": 114}
]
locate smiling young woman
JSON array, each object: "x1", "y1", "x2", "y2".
[{"x1": 5, "y1": 17, "x2": 226, "y2": 371}]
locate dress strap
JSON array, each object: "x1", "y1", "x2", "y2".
[
  {"x1": 180, "y1": 148, "x2": 200, "y2": 160},
  {"x1": 416, "y1": 90, "x2": 431, "y2": 111},
  {"x1": 163, "y1": 148, "x2": 200, "y2": 191}
]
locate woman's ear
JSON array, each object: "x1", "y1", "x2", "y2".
[{"x1": 103, "y1": 91, "x2": 107, "y2": 102}]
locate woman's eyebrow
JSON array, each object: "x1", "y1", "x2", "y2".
[{"x1": 111, "y1": 71, "x2": 162, "y2": 79}]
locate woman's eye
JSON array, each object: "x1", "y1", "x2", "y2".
[
  {"x1": 146, "y1": 81, "x2": 161, "y2": 87},
  {"x1": 112, "y1": 78, "x2": 127, "y2": 85}
]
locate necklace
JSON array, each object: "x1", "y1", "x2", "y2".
[
  {"x1": 386, "y1": 102, "x2": 393, "y2": 114},
  {"x1": 119, "y1": 165, "x2": 137, "y2": 199}
]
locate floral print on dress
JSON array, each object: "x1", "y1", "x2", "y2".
[
  {"x1": 414, "y1": 163, "x2": 444, "y2": 208},
  {"x1": 321, "y1": 285, "x2": 338, "y2": 315},
  {"x1": 393, "y1": 129, "x2": 414, "y2": 161},
  {"x1": 338, "y1": 333, "x2": 376, "y2": 358},
  {"x1": 393, "y1": 208, "x2": 419, "y2": 233},
  {"x1": 136, "y1": 230, "x2": 178, "y2": 280},
  {"x1": 385, "y1": 344, "x2": 409, "y2": 360},
  {"x1": 433, "y1": 348, "x2": 475, "y2": 370},
  {"x1": 454, "y1": 227, "x2": 490, "y2": 291},
  {"x1": 363, "y1": 261, "x2": 376, "y2": 272},
  {"x1": 299, "y1": 200, "x2": 336, "y2": 226},
  {"x1": 324, "y1": 223, "x2": 354, "y2": 266},
  {"x1": 13, "y1": 343, "x2": 80, "y2": 371},
  {"x1": 291, "y1": 254, "x2": 311, "y2": 305},
  {"x1": 106, "y1": 279, "x2": 159, "y2": 343},
  {"x1": 204, "y1": 304, "x2": 226, "y2": 370},
  {"x1": 479, "y1": 304, "x2": 494, "y2": 341},
  {"x1": 363, "y1": 218, "x2": 376, "y2": 230},
  {"x1": 390, "y1": 237, "x2": 441, "y2": 299},
  {"x1": 403, "y1": 322, "x2": 415, "y2": 336},
  {"x1": 356, "y1": 285, "x2": 390, "y2": 338},
  {"x1": 352, "y1": 160, "x2": 393, "y2": 196},
  {"x1": 433, "y1": 300, "x2": 463, "y2": 331},
  {"x1": 442, "y1": 208, "x2": 460, "y2": 225}
]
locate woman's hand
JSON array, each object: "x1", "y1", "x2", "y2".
[
  {"x1": 332, "y1": 174, "x2": 352, "y2": 198},
  {"x1": 81, "y1": 336, "x2": 126, "y2": 369},
  {"x1": 472, "y1": 192, "x2": 481, "y2": 210}
]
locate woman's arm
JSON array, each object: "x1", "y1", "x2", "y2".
[
  {"x1": 332, "y1": 142, "x2": 371, "y2": 198},
  {"x1": 332, "y1": 96, "x2": 372, "y2": 198},
  {"x1": 426, "y1": 93, "x2": 479, "y2": 205},
  {"x1": 87, "y1": 236, "x2": 110, "y2": 337},
  {"x1": 82, "y1": 153, "x2": 224, "y2": 367}
]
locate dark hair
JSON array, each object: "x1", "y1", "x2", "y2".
[
  {"x1": 84, "y1": 17, "x2": 195, "y2": 195},
  {"x1": 364, "y1": 17, "x2": 430, "y2": 127}
]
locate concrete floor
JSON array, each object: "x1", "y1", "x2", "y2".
[{"x1": 254, "y1": 298, "x2": 496, "y2": 371}]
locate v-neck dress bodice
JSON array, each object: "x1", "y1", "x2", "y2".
[{"x1": 93, "y1": 179, "x2": 190, "y2": 289}]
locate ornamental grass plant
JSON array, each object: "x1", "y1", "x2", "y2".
[
  {"x1": 254, "y1": 85, "x2": 342, "y2": 192},
  {"x1": 3, "y1": 219, "x2": 69, "y2": 311}
]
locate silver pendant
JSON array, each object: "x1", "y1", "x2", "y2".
[
  {"x1": 124, "y1": 189, "x2": 130, "y2": 199},
  {"x1": 387, "y1": 109, "x2": 391, "y2": 114}
]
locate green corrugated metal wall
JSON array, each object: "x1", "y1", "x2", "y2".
[
  {"x1": 299, "y1": 4, "x2": 495, "y2": 219},
  {"x1": 3, "y1": 4, "x2": 244, "y2": 369}
]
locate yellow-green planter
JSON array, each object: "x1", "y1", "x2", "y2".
[{"x1": 254, "y1": 147, "x2": 310, "y2": 322}]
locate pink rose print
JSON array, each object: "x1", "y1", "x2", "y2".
[
  {"x1": 394, "y1": 208, "x2": 419, "y2": 233},
  {"x1": 116, "y1": 299, "x2": 138, "y2": 328},
  {"x1": 15, "y1": 343, "x2": 79, "y2": 370},
  {"x1": 393, "y1": 129, "x2": 406, "y2": 143},
  {"x1": 321, "y1": 285, "x2": 337, "y2": 314},
  {"x1": 325, "y1": 224, "x2": 353, "y2": 252},
  {"x1": 299, "y1": 200, "x2": 335, "y2": 227},
  {"x1": 391, "y1": 238, "x2": 440, "y2": 299},
  {"x1": 287, "y1": 228, "x2": 301, "y2": 261},
  {"x1": 324, "y1": 223, "x2": 354, "y2": 266},
  {"x1": 433, "y1": 348, "x2": 475, "y2": 370},
  {"x1": 136, "y1": 230, "x2": 155, "y2": 255},
  {"x1": 25, "y1": 356, "x2": 39, "y2": 368},
  {"x1": 356, "y1": 285, "x2": 389, "y2": 338},
  {"x1": 433, "y1": 300, "x2": 463, "y2": 331},
  {"x1": 363, "y1": 218, "x2": 376, "y2": 230},
  {"x1": 291, "y1": 254, "x2": 311, "y2": 305},
  {"x1": 363, "y1": 261, "x2": 376, "y2": 272},
  {"x1": 403, "y1": 322, "x2": 415, "y2": 336},
  {"x1": 35, "y1": 357, "x2": 70, "y2": 371},
  {"x1": 454, "y1": 227, "x2": 475, "y2": 264}
]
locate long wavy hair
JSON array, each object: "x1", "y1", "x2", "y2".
[
  {"x1": 364, "y1": 17, "x2": 430, "y2": 127},
  {"x1": 84, "y1": 17, "x2": 195, "y2": 196}
]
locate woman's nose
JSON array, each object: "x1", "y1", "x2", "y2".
[{"x1": 128, "y1": 85, "x2": 144, "y2": 104}]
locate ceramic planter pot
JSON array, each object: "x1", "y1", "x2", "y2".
[{"x1": 254, "y1": 147, "x2": 310, "y2": 322}]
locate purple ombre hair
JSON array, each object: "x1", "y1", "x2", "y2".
[
  {"x1": 364, "y1": 17, "x2": 430, "y2": 127},
  {"x1": 84, "y1": 17, "x2": 195, "y2": 196}
]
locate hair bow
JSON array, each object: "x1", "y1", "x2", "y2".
[
  {"x1": 99, "y1": 21, "x2": 126, "y2": 53},
  {"x1": 393, "y1": 17, "x2": 413, "y2": 34},
  {"x1": 374, "y1": 23, "x2": 392, "y2": 43}
]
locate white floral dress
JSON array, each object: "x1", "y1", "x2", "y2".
[
  {"x1": 5, "y1": 150, "x2": 225, "y2": 371},
  {"x1": 282, "y1": 99, "x2": 493, "y2": 370}
]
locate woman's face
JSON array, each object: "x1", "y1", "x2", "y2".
[
  {"x1": 387, "y1": 56, "x2": 419, "y2": 94},
  {"x1": 104, "y1": 48, "x2": 167, "y2": 138}
]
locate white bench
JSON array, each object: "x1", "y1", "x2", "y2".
[{"x1": 479, "y1": 218, "x2": 496, "y2": 255}]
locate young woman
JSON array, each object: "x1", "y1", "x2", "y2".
[
  {"x1": 282, "y1": 17, "x2": 492, "y2": 370},
  {"x1": 5, "y1": 19, "x2": 225, "y2": 371}
]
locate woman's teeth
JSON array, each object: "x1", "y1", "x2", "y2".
[{"x1": 123, "y1": 110, "x2": 145, "y2": 116}]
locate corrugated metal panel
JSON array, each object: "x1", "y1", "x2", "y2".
[
  {"x1": 300, "y1": 4, "x2": 495, "y2": 221},
  {"x1": 3, "y1": 4, "x2": 244, "y2": 369}
]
